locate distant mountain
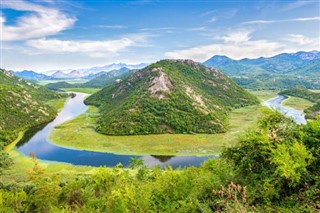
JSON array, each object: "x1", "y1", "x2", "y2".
[
  {"x1": 0, "y1": 68, "x2": 65, "y2": 145},
  {"x1": 86, "y1": 63, "x2": 148, "y2": 74},
  {"x1": 44, "y1": 63, "x2": 148, "y2": 76},
  {"x1": 81, "y1": 67, "x2": 133, "y2": 88},
  {"x1": 83, "y1": 71, "x2": 108, "y2": 80},
  {"x1": 68, "y1": 70, "x2": 85, "y2": 78},
  {"x1": 10, "y1": 70, "x2": 53, "y2": 81},
  {"x1": 46, "y1": 67, "x2": 134, "y2": 89},
  {"x1": 204, "y1": 51, "x2": 320, "y2": 89},
  {"x1": 51, "y1": 71, "x2": 69, "y2": 78},
  {"x1": 85, "y1": 59, "x2": 259, "y2": 135}
]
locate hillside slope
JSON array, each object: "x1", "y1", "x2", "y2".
[
  {"x1": 204, "y1": 51, "x2": 320, "y2": 89},
  {"x1": 0, "y1": 69, "x2": 65, "y2": 145},
  {"x1": 85, "y1": 60, "x2": 259, "y2": 135}
]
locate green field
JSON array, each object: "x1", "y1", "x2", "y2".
[
  {"x1": 282, "y1": 96, "x2": 314, "y2": 110},
  {"x1": 46, "y1": 97, "x2": 68, "y2": 111},
  {"x1": 62, "y1": 87, "x2": 101, "y2": 94},
  {"x1": 248, "y1": 90, "x2": 279, "y2": 101},
  {"x1": 50, "y1": 104, "x2": 265, "y2": 156}
]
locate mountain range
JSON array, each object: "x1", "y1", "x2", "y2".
[
  {"x1": 9, "y1": 70, "x2": 54, "y2": 81},
  {"x1": 203, "y1": 51, "x2": 320, "y2": 89},
  {"x1": 44, "y1": 62, "x2": 148, "y2": 76},
  {"x1": 85, "y1": 59, "x2": 259, "y2": 135}
]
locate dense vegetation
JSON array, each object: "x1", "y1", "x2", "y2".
[
  {"x1": 46, "y1": 68, "x2": 134, "y2": 90},
  {"x1": 0, "y1": 69, "x2": 66, "y2": 172},
  {"x1": 1, "y1": 112, "x2": 319, "y2": 212},
  {"x1": 85, "y1": 60, "x2": 259, "y2": 135},
  {"x1": 280, "y1": 87, "x2": 320, "y2": 119},
  {"x1": 204, "y1": 51, "x2": 320, "y2": 89}
]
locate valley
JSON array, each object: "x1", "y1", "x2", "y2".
[{"x1": 1, "y1": 0, "x2": 319, "y2": 211}]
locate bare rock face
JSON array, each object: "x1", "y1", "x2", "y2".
[
  {"x1": 148, "y1": 68, "x2": 173, "y2": 99},
  {"x1": 185, "y1": 86, "x2": 208, "y2": 114},
  {"x1": 1, "y1": 69, "x2": 13, "y2": 78}
]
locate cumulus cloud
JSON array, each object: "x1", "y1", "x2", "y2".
[
  {"x1": 285, "y1": 34, "x2": 320, "y2": 47},
  {"x1": 0, "y1": 0, "x2": 75, "y2": 41},
  {"x1": 26, "y1": 34, "x2": 149, "y2": 58},
  {"x1": 165, "y1": 40, "x2": 283, "y2": 61},
  {"x1": 222, "y1": 30, "x2": 252, "y2": 43},
  {"x1": 165, "y1": 30, "x2": 285, "y2": 61}
]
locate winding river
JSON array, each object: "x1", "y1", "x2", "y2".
[
  {"x1": 17, "y1": 93, "x2": 306, "y2": 168},
  {"x1": 263, "y1": 95, "x2": 307, "y2": 125},
  {"x1": 17, "y1": 93, "x2": 213, "y2": 168}
]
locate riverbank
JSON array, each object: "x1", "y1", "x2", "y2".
[
  {"x1": 50, "y1": 104, "x2": 265, "y2": 156},
  {"x1": 2, "y1": 95, "x2": 95, "y2": 183}
]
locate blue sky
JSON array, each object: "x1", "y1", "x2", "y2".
[{"x1": 1, "y1": 0, "x2": 319, "y2": 71}]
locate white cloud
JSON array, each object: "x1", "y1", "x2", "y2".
[
  {"x1": 222, "y1": 30, "x2": 252, "y2": 43},
  {"x1": 165, "y1": 40, "x2": 283, "y2": 61},
  {"x1": 243, "y1": 17, "x2": 320, "y2": 25},
  {"x1": 285, "y1": 34, "x2": 319, "y2": 46},
  {"x1": 26, "y1": 34, "x2": 149, "y2": 58},
  {"x1": 0, "y1": 0, "x2": 75, "y2": 41}
]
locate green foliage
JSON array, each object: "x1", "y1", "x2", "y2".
[
  {"x1": 280, "y1": 87, "x2": 320, "y2": 119},
  {"x1": 222, "y1": 111, "x2": 319, "y2": 209},
  {"x1": 1, "y1": 112, "x2": 320, "y2": 211},
  {"x1": 0, "y1": 69, "x2": 66, "y2": 174},
  {"x1": 85, "y1": 60, "x2": 259, "y2": 135}
]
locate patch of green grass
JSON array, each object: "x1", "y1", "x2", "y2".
[
  {"x1": 282, "y1": 96, "x2": 314, "y2": 110},
  {"x1": 46, "y1": 97, "x2": 68, "y2": 111},
  {"x1": 248, "y1": 90, "x2": 279, "y2": 101},
  {"x1": 63, "y1": 87, "x2": 101, "y2": 94},
  {"x1": 50, "y1": 105, "x2": 265, "y2": 156}
]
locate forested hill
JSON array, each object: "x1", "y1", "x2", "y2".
[
  {"x1": 85, "y1": 59, "x2": 259, "y2": 135},
  {"x1": 0, "y1": 69, "x2": 65, "y2": 145},
  {"x1": 204, "y1": 51, "x2": 320, "y2": 89}
]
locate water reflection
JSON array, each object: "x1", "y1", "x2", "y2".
[{"x1": 17, "y1": 92, "x2": 214, "y2": 168}]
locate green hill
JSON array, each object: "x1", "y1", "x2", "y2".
[
  {"x1": 85, "y1": 59, "x2": 259, "y2": 135},
  {"x1": 0, "y1": 69, "x2": 65, "y2": 145}
]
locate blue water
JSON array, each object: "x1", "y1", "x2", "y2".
[
  {"x1": 17, "y1": 93, "x2": 214, "y2": 168},
  {"x1": 263, "y1": 95, "x2": 307, "y2": 125}
]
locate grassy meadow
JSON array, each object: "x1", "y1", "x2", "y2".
[
  {"x1": 282, "y1": 96, "x2": 314, "y2": 110},
  {"x1": 50, "y1": 104, "x2": 265, "y2": 156},
  {"x1": 62, "y1": 87, "x2": 101, "y2": 94}
]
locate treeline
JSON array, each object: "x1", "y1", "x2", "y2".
[
  {"x1": 1, "y1": 112, "x2": 319, "y2": 212},
  {"x1": 280, "y1": 87, "x2": 320, "y2": 119}
]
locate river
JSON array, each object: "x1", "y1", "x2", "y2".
[
  {"x1": 263, "y1": 95, "x2": 307, "y2": 125},
  {"x1": 17, "y1": 93, "x2": 306, "y2": 168},
  {"x1": 17, "y1": 93, "x2": 213, "y2": 168}
]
